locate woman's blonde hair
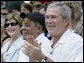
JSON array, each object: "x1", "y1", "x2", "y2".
[{"x1": 5, "y1": 12, "x2": 23, "y2": 27}]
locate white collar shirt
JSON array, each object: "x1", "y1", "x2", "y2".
[{"x1": 39, "y1": 29, "x2": 83, "y2": 62}]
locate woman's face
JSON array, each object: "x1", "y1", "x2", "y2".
[{"x1": 5, "y1": 19, "x2": 21, "y2": 37}]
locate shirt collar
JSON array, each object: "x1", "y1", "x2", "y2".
[
  {"x1": 13, "y1": 36, "x2": 23, "y2": 46},
  {"x1": 56, "y1": 29, "x2": 72, "y2": 44}
]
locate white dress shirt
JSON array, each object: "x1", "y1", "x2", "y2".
[
  {"x1": 18, "y1": 29, "x2": 83, "y2": 62},
  {"x1": 39, "y1": 29, "x2": 83, "y2": 62},
  {"x1": 1, "y1": 36, "x2": 25, "y2": 62}
]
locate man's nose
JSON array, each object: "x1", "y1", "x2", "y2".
[{"x1": 48, "y1": 17, "x2": 53, "y2": 23}]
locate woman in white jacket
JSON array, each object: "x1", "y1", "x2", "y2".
[{"x1": 1, "y1": 12, "x2": 25, "y2": 62}]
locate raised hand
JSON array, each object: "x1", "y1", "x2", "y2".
[{"x1": 22, "y1": 35, "x2": 44, "y2": 61}]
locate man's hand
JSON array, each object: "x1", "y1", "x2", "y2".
[{"x1": 22, "y1": 35, "x2": 44, "y2": 61}]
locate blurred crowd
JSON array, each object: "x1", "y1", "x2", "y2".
[
  {"x1": 1, "y1": 1, "x2": 83, "y2": 37},
  {"x1": 1, "y1": 1, "x2": 83, "y2": 62}
]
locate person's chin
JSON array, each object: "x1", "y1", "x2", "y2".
[
  {"x1": 48, "y1": 31, "x2": 55, "y2": 36},
  {"x1": 8, "y1": 32, "x2": 15, "y2": 36}
]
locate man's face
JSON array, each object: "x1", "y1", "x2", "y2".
[
  {"x1": 45, "y1": 7, "x2": 66, "y2": 36},
  {"x1": 21, "y1": 18, "x2": 41, "y2": 40}
]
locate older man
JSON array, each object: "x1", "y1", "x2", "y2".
[
  {"x1": 18, "y1": 12, "x2": 50, "y2": 62},
  {"x1": 23, "y1": 2, "x2": 83, "y2": 62}
]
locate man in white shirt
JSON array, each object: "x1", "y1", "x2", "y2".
[
  {"x1": 18, "y1": 12, "x2": 48, "y2": 62},
  {"x1": 22, "y1": 2, "x2": 83, "y2": 62}
]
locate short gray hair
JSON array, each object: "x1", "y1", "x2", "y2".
[{"x1": 47, "y1": 2, "x2": 71, "y2": 20}]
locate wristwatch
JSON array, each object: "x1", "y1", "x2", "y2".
[{"x1": 41, "y1": 56, "x2": 48, "y2": 62}]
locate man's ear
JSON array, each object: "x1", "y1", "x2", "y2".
[
  {"x1": 38, "y1": 25, "x2": 42, "y2": 31},
  {"x1": 37, "y1": 25, "x2": 43, "y2": 34},
  {"x1": 65, "y1": 18, "x2": 70, "y2": 27}
]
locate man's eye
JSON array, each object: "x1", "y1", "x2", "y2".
[
  {"x1": 52, "y1": 16, "x2": 57, "y2": 18},
  {"x1": 45, "y1": 16, "x2": 49, "y2": 19}
]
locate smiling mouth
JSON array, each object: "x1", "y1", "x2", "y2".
[
  {"x1": 47, "y1": 25, "x2": 56, "y2": 28},
  {"x1": 8, "y1": 29, "x2": 15, "y2": 32}
]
